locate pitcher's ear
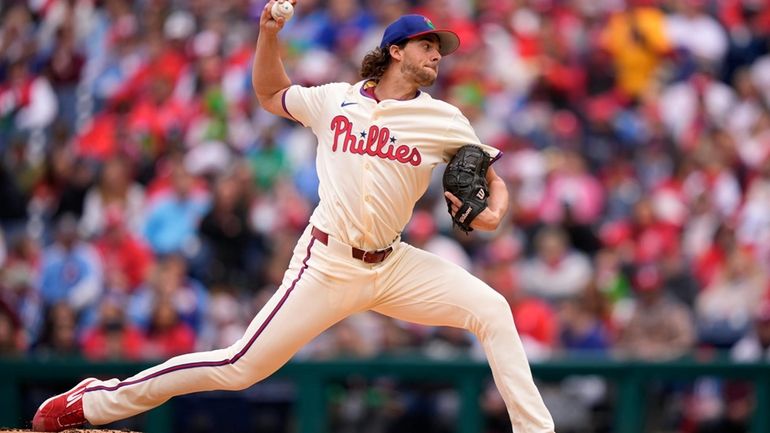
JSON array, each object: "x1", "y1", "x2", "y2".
[{"x1": 389, "y1": 44, "x2": 403, "y2": 62}]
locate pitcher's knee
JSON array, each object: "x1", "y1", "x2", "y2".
[
  {"x1": 216, "y1": 351, "x2": 277, "y2": 391},
  {"x1": 470, "y1": 290, "x2": 514, "y2": 334},
  {"x1": 484, "y1": 290, "x2": 513, "y2": 318},
  {"x1": 218, "y1": 366, "x2": 270, "y2": 391}
]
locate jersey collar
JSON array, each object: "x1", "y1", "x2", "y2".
[{"x1": 359, "y1": 80, "x2": 422, "y2": 103}]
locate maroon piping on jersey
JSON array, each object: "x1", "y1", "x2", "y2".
[
  {"x1": 281, "y1": 87, "x2": 302, "y2": 125},
  {"x1": 359, "y1": 83, "x2": 420, "y2": 102},
  {"x1": 491, "y1": 151, "x2": 503, "y2": 164},
  {"x1": 85, "y1": 237, "x2": 317, "y2": 394},
  {"x1": 360, "y1": 84, "x2": 380, "y2": 102}
]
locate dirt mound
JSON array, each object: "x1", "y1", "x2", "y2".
[{"x1": 0, "y1": 428, "x2": 139, "y2": 433}]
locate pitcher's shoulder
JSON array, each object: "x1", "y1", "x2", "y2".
[{"x1": 416, "y1": 92, "x2": 462, "y2": 116}]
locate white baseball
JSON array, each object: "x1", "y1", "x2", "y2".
[{"x1": 271, "y1": 1, "x2": 294, "y2": 20}]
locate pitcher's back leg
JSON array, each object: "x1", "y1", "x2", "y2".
[{"x1": 81, "y1": 231, "x2": 366, "y2": 425}]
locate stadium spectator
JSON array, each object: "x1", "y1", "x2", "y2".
[
  {"x1": 142, "y1": 298, "x2": 196, "y2": 359},
  {"x1": 0, "y1": 232, "x2": 43, "y2": 342},
  {"x1": 481, "y1": 235, "x2": 558, "y2": 360},
  {"x1": 659, "y1": 245, "x2": 700, "y2": 308},
  {"x1": 31, "y1": 144, "x2": 97, "y2": 227},
  {"x1": 538, "y1": 150, "x2": 605, "y2": 225},
  {"x1": 693, "y1": 223, "x2": 737, "y2": 288},
  {"x1": 40, "y1": 23, "x2": 86, "y2": 132},
  {"x1": 297, "y1": 313, "x2": 381, "y2": 360},
  {"x1": 198, "y1": 171, "x2": 260, "y2": 287},
  {"x1": 404, "y1": 209, "x2": 471, "y2": 269},
  {"x1": 732, "y1": 300, "x2": 770, "y2": 362},
  {"x1": 666, "y1": 0, "x2": 729, "y2": 70},
  {"x1": 142, "y1": 160, "x2": 210, "y2": 257},
  {"x1": 682, "y1": 192, "x2": 721, "y2": 266},
  {"x1": 691, "y1": 301, "x2": 770, "y2": 433},
  {"x1": 39, "y1": 214, "x2": 104, "y2": 320},
  {"x1": 247, "y1": 127, "x2": 290, "y2": 191},
  {"x1": 0, "y1": 59, "x2": 58, "y2": 152},
  {"x1": 315, "y1": 0, "x2": 375, "y2": 53},
  {"x1": 695, "y1": 246, "x2": 767, "y2": 348},
  {"x1": 0, "y1": 299, "x2": 26, "y2": 355},
  {"x1": 0, "y1": 164, "x2": 29, "y2": 231},
  {"x1": 0, "y1": 5, "x2": 36, "y2": 70},
  {"x1": 80, "y1": 157, "x2": 146, "y2": 238},
  {"x1": 659, "y1": 69, "x2": 737, "y2": 150},
  {"x1": 599, "y1": 0, "x2": 672, "y2": 99},
  {"x1": 92, "y1": 208, "x2": 153, "y2": 293},
  {"x1": 379, "y1": 316, "x2": 419, "y2": 355},
  {"x1": 520, "y1": 226, "x2": 593, "y2": 304},
  {"x1": 616, "y1": 264, "x2": 696, "y2": 360},
  {"x1": 127, "y1": 253, "x2": 208, "y2": 333},
  {"x1": 593, "y1": 247, "x2": 633, "y2": 308},
  {"x1": 558, "y1": 292, "x2": 612, "y2": 354},
  {"x1": 626, "y1": 196, "x2": 680, "y2": 264},
  {"x1": 196, "y1": 288, "x2": 248, "y2": 351},
  {"x1": 737, "y1": 156, "x2": 770, "y2": 265},
  {"x1": 81, "y1": 295, "x2": 145, "y2": 360},
  {"x1": 32, "y1": 302, "x2": 80, "y2": 358}
]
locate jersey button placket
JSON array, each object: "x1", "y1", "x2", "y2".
[
  {"x1": 362, "y1": 160, "x2": 375, "y2": 244},
  {"x1": 363, "y1": 114, "x2": 382, "y2": 243}
]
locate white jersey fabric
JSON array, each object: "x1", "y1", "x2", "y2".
[{"x1": 283, "y1": 79, "x2": 500, "y2": 250}]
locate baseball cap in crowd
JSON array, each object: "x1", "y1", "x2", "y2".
[
  {"x1": 380, "y1": 15, "x2": 460, "y2": 56},
  {"x1": 633, "y1": 264, "x2": 662, "y2": 292}
]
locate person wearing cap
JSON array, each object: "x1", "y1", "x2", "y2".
[
  {"x1": 32, "y1": 4, "x2": 554, "y2": 433},
  {"x1": 731, "y1": 300, "x2": 770, "y2": 362},
  {"x1": 616, "y1": 264, "x2": 696, "y2": 361}
]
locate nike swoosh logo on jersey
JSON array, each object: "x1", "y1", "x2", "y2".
[{"x1": 341, "y1": 101, "x2": 357, "y2": 107}]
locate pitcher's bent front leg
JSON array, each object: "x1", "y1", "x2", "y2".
[{"x1": 374, "y1": 243, "x2": 555, "y2": 433}]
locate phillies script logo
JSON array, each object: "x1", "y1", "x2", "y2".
[{"x1": 330, "y1": 115, "x2": 422, "y2": 166}]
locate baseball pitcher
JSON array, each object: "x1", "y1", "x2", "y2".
[{"x1": 33, "y1": 3, "x2": 555, "y2": 432}]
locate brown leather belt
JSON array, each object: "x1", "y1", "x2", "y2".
[{"x1": 311, "y1": 226, "x2": 393, "y2": 264}]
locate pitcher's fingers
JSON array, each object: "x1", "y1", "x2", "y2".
[{"x1": 444, "y1": 191, "x2": 462, "y2": 207}]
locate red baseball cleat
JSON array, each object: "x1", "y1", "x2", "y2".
[{"x1": 32, "y1": 378, "x2": 98, "y2": 432}]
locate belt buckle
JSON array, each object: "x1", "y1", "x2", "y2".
[
  {"x1": 361, "y1": 250, "x2": 377, "y2": 264},
  {"x1": 362, "y1": 247, "x2": 392, "y2": 264}
]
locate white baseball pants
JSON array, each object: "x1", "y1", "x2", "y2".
[{"x1": 83, "y1": 225, "x2": 554, "y2": 432}]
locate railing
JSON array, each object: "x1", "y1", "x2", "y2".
[{"x1": 1, "y1": 356, "x2": 768, "y2": 433}]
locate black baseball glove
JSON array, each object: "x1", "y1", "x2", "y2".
[{"x1": 443, "y1": 145, "x2": 491, "y2": 233}]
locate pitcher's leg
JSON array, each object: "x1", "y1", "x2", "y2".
[
  {"x1": 83, "y1": 234, "x2": 355, "y2": 425},
  {"x1": 374, "y1": 244, "x2": 555, "y2": 433}
]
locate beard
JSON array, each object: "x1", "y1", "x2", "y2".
[{"x1": 401, "y1": 60, "x2": 437, "y2": 87}]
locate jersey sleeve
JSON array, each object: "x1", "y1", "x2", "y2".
[
  {"x1": 442, "y1": 111, "x2": 502, "y2": 163},
  {"x1": 282, "y1": 82, "x2": 348, "y2": 129}
]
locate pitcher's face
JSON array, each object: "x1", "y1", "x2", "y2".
[{"x1": 399, "y1": 36, "x2": 442, "y2": 87}]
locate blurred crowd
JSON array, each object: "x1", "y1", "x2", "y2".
[{"x1": 1, "y1": 0, "x2": 770, "y2": 431}]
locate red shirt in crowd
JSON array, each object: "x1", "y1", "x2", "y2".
[
  {"x1": 81, "y1": 325, "x2": 146, "y2": 360},
  {"x1": 94, "y1": 231, "x2": 153, "y2": 292},
  {"x1": 511, "y1": 298, "x2": 559, "y2": 348},
  {"x1": 144, "y1": 323, "x2": 196, "y2": 359}
]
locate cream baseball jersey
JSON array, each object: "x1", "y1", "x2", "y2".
[{"x1": 282, "y1": 79, "x2": 501, "y2": 250}]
